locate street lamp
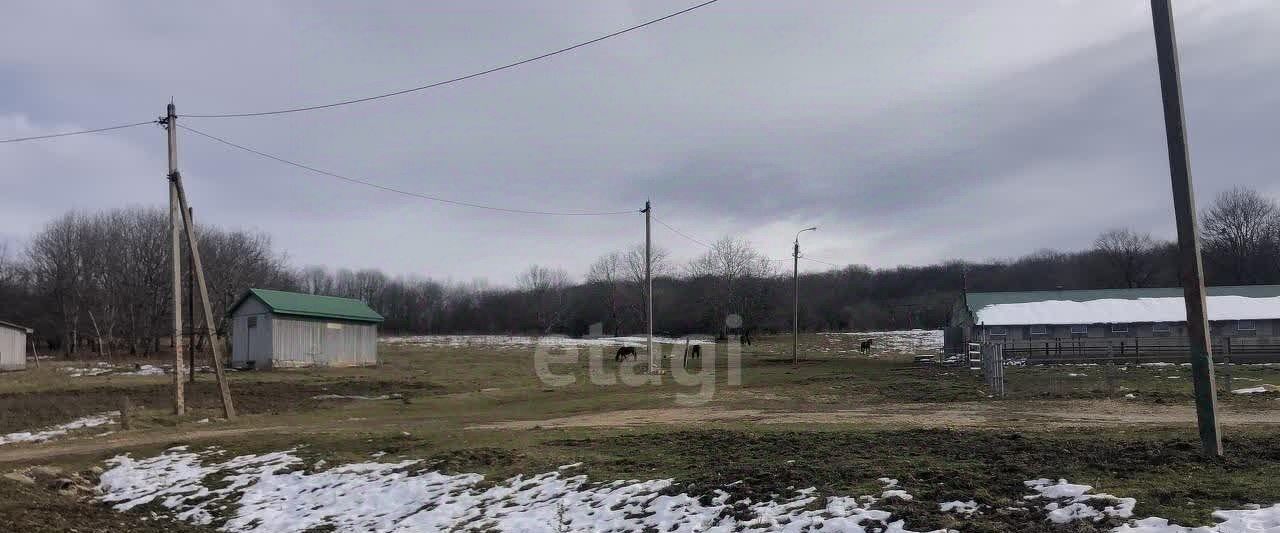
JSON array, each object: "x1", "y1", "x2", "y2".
[{"x1": 793, "y1": 226, "x2": 817, "y2": 365}]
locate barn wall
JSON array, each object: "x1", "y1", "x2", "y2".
[
  {"x1": 0, "y1": 326, "x2": 27, "y2": 371},
  {"x1": 230, "y1": 297, "x2": 274, "y2": 368},
  {"x1": 270, "y1": 317, "x2": 377, "y2": 368}
]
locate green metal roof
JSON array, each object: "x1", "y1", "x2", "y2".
[
  {"x1": 966, "y1": 285, "x2": 1280, "y2": 311},
  {"x1": 230, "y1": 288, "x2": 384, "y2": 324}
]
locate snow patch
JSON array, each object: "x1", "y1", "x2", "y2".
[
  {"x1": 1024, "y1": 479, "x2": 1135, "y2": 524},
  {"x1": 99, "y1": 448, "x2": 947, "y2": 533},
  {"x1": 939, "y1": 500, "x2": 980, "y2": 516},
  {"x1": 1232, "y1": 385, "x2": 1280, "y2": 394},
  {"x1": 383, "y1": 334, "x2": 713, "y2": 350},
  {"x1": 0, "y1": 412, "x2": 118, "y2": 446}
]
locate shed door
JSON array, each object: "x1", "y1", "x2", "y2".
[
  {"x1": 323, "y1": 322, "x2": 344, "y2": 364},
  {"x1": 247, "y1": 316, "x2": 272, "y2": 367}
]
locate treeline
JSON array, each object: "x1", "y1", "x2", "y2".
[{"x1": 3, "y1": 187, "x2": 1280, "y2": 354}]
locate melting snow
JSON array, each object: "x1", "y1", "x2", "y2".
[
  {"x1": 1232, "y1": 385, "x2": 1280, "y2": 394},
  {"x1": 98, "y1": 447, "x2": 948, "y2": 533},
  {"x1": 1113, "y1": 505, "x2": 1280, "y2": 532},
  {"x1": 939, "y1": 500, "x2": 980, "y2": 516},
  {"x1": 92, "y1": 449, "x2": 1280, "y2": 532},
  {"x1": 0, "y1": 412, "x2": 118, "y2": 446},
  {"x1": 311, "y1": 394, "x2": 402, "y2": 400},
  {"x1": 383, "y1": 334, "x2": 712, "y2": 350},
  {"x1": 1024, "y1": 479, "x2": 1135, "y2": 524},
  {"x1": 821, "y1": 330, "x2": 943, "y2": 355}
]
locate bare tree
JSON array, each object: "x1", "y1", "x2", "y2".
[
  {"x1": 1201, "y1": 187, "x2": 1280, "y2": 284},
  {"x1": 518, "y1": 265, "x2": 572, "y2": 334},
  {"x1": 586, "y1": 252, "x2": 627, "y2": 335},
  {"x1": 686, "y1": 237, "x2": 777, "y2": 334},
  {"x1": 1093, "y1": 228, "x2": 1158, "y2": 288}
]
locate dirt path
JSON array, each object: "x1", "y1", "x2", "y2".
[
  {"x1": 465, "y1": 400, "x2": 1280, "y2": 430},
  {"x1": 0, "y1": 426, "x2": 294, "y2": 465},
  {"x1": 7, "y1": 400, "x2": 1279, "y2": 464}
]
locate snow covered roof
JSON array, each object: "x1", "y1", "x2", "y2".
[{"x1": 967, "y1": 285, "x2": 1280, "y2": 326}]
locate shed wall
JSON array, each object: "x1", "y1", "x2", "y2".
[
  {"x1": 230, "y1": 298, "x2": 274, "y2": 368},
  {"x1": 0, "y1": 326, "x2": 27, "y2": 371},
  {"x1": 270, "y1": 317, "x2": 377, "y2": 367}
]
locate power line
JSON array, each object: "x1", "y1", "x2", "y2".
[
  {"x1": 800, "y1": 256, "x2": 843, "y2": 268},
  {"x1": 179, "y1": 124, "x2": 637, "y2": 216},
  {"x1": 181, "y1": 0, "x2": 721, "y2": 119},
  {"x1": 652, "y1": 215, "x2": 714, "y2": 249},
  {"x1": 0, "y1": 120, "x2": 155, "y2": 144}
]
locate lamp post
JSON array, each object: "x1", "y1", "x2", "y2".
[{"x1": 793, "y1": 227, "x2": 817, "y2": 365}]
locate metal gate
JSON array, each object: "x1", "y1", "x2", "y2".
[{"x1": 980, "y1": 343, "x2": 1006, "y2": 398}]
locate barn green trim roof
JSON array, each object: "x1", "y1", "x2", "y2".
[
  {"x1": 229, "y1": 289, "x2": 384, "y2": 324},
  {"x1": 966, "y1": 285, "x2": 1280, "y2": 311}
]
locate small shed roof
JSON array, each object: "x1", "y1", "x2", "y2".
[
  {"x1": 967, "y1": 285, "x2": 1280, "y2": 326},
  {"x1": 0, "y1": 320, "x2": 33, "y2": 333},
  {"x1": 229, "y1": 289, "x2": 384, "y2": 324}
]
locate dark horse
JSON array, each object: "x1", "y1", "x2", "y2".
[
  {"x1": 683, "y1": 343, "x2": 702, "y2": 366},
  {"x1": 859, "y1": 339, "x2": 874, "y2": 354},
  {"x1": 615, "y1": 346, "x2": 638, "y2": 362}
]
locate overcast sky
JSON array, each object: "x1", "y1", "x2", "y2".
[{"x1": 3, "y1": 1, "x2": 1279, "y2": 286}]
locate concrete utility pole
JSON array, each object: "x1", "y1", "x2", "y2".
[
  {"x1": 163, "y1": 101, "x2": 237, "y2": 419},
  {"x1": 166, "y1": 102, "x2": 185, "y2": 416},
  {"x1": 643, "y1": 201, "x2": 655, "y2": 372},
  {"x1": 1150, "y1": 0, "x2": 1222, "y2": 456},
  {"x1": 793, "y1": 227, "x2": 816, "y2": 365}
]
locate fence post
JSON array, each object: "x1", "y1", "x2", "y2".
[
  {"x1": 119, "y1": 396, "x2": 132, "y2": 430},
  {"x1": 1223, "y1": 337, "x2": 1233, "y2": 393},
  {"x1": 1105, "y1": 341, "x2": 1117, "y2": 398}
]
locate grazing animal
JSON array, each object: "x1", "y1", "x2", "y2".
[
  {"x1": 615, "y1": 346, "x2": 638, "y2": 362},
  {"x1": 859, "y1": 339, "x2": 874, "y2": 354},
  {"x1": 684, "y1": 343, "x2": 702, "y2": 365},
  {"x1": 739, "y1": 329, "x2": 752, "y2": 346}
]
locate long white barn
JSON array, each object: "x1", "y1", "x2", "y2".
[{"x1": 952, "y1": 285, "x2": 1280, "y2": 342}]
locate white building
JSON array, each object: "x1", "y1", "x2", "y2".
[
  {"x1": 0, "y1": 320, "x2": 32, "y2": 371},
  {"x1": 227, "y1": 289, "x2": 383, "y2": 369}
]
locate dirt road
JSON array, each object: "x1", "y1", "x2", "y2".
[
  {"x1": 466, "y1": 400, "x2": 1280, "y2": 430},
  {"x1": 5, "y1": 399, "x2": 1278, "y2": 465}
]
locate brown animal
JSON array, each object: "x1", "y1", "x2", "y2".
[
  {"x1": 615, "y1": 346, "x2": 638, "y2": 362},
  {"x1": 683, "y1": 343, "x2": 702, "y2": 365},
  {"x1": 859, "y1": 339, "x2": 874, "y2": 354}
]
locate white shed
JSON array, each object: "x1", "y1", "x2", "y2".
[
  {"x1": 0, "y1": 320, "x2": 32, "y2": 371},
  {"x1": 227, "y1": 289, "x2": 383, "y2": 369}
]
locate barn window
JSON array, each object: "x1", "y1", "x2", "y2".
[
  {"x1": 1152, "y1": 322, "x2": 1171, "y2": 334},
  {"x1": 1070, "y1": 324, "x2": 1088, "y2": 335},
  {"x1": 988, "y1": 326, "x2": 1008, "y2": 336},
  {"x1": 247, "y1": 317, "x2": 258, "y2": 328},
  {"x1": 1111, "y1": 323, "x2": 1128, "y2": 333},
  {"x1": 1029, "y1": 325, "x2": 1048, "y2": 336},
  {"x1": 1237, "y1": 320, "x2": 1257, "y2": 331}
]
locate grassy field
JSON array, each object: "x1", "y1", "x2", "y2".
[{"x1": 3, "y1": 332, "x2": 1280, "y2": 532}]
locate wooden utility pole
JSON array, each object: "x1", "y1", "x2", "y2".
[
  {"x1": 167, "y1": 102, "x2": 185, "y2": 416},
  {"x1": 643, "y1": 201, "x2": 655, "y2": 372},
  {"x1": 164, "y1": 102, "x2": 236, "y2": 419},
  {"x1": 188, "y1": 206, "x2": 196, "y2": 384},
  {"x1": 1150, "y1": 0, "x2": 1222, "y2": 456}
]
